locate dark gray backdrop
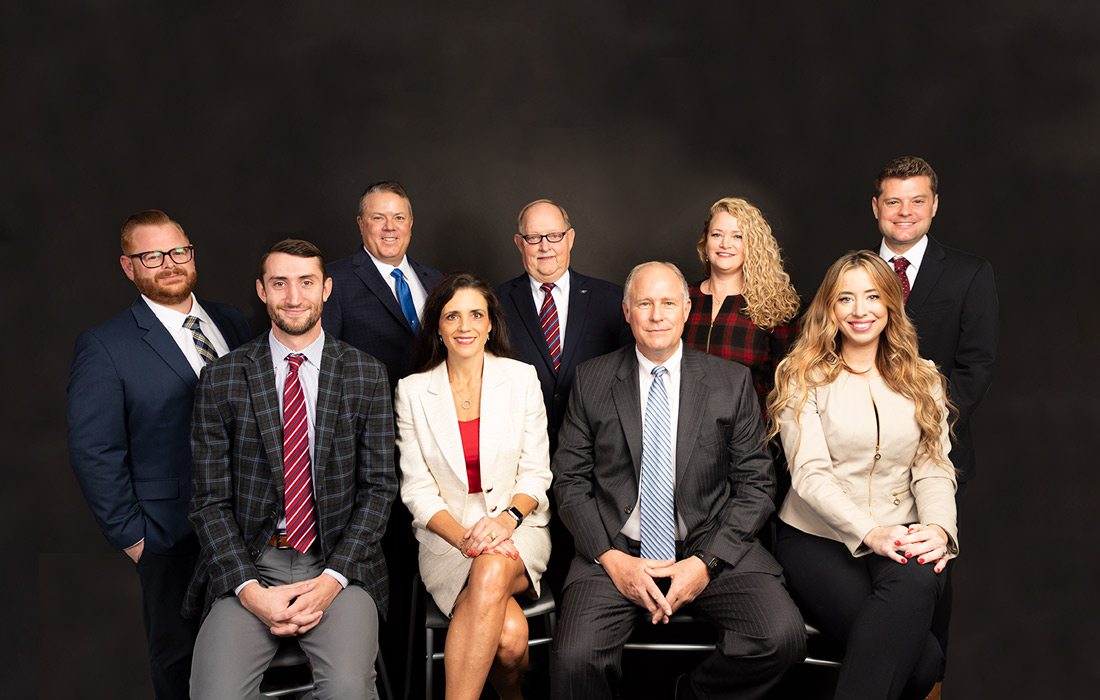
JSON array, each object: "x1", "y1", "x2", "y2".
[{"x1": 4, "y1": 2, "x2": 1096, "y2": 698}]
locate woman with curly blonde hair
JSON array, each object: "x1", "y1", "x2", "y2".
[
  {"x1": 766, "y1": 250, "x2": 957, "y2": 700},
  {"x1": 682, "y1": 197, "x2": 800, "y2": 411}
]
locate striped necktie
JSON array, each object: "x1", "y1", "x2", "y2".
[
  {"x1": 539, "y1": 283, "x2": 562, "y2": 372},
  {"x1": 640, "y1": 365, "x2": 676, "y2": 561},
  {"x1": 282, "y1": 353, "x2": 317, "y2": 553},
  {"x1": 184, "y1": 316, "x2": 218, "y2": 366}
]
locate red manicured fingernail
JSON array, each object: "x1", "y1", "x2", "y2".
[
  {"x1": 900, "y1": 558, "x2": 907, "y2": 564},
  {"x1": 905, "y1": 552, "x2": 912, "y2": 558},
  {"x1": 894, "y1": 540, "x2": 901, "y2": 546},
  {"x1": 918, "y1": 558, "x2": 925, "y2": 564}
]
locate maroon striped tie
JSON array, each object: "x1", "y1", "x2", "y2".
[
  {"x1": 282, "y1": 354, "x2": 316, "y2": 553},
  {"x1": 891, "y1": 256, "x2": 912, "y2": 301},
  {"x1": 539, "y1": 283, "x2": 562, "y2": 372}
]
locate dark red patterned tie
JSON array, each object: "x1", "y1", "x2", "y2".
[
  {"x1": 891, "y1": 256, "x2": 912, "y2": 301},
  {"x1": 538, "y1": 283, "x2": 562, "y2": 372},
  {"x1": 282, "y1": 354, "x2": 316, "y2": 553}
]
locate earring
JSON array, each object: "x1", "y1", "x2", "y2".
[{"x1": 487, "y1": 332, "x2": 491, "y2": 342}]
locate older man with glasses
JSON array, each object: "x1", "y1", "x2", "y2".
[{"x1": 67, "y1": 209, "x2": 251, "y2": 700}]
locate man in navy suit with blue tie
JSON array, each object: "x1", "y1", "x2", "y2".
[
  {"x1": 322, "y1": 180, "x2": 443, "y2": 387},
  {"x1": 67, "y1": 209, "x2": 251, "y2": 700}
]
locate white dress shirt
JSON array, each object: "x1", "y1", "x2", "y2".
[
  {"x1": 878, "y1": 234, "x2": 929, "y2": 290},
  {"x1": 527, "y1": 269, "x2": 571, "y2": 346},
  {"x1": 141, "y1": 293, "x2": 231, "y2": 376},
  {"x1": 621, "y1": 341, "x2": 688, "y2": 541},
  {"x1": 364, "y1": 248, "x2": 428, "y2": 318}
]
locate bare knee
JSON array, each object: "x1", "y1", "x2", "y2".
[{"x1": 467, "y1": 556, "x2": 518, "y2": 604}]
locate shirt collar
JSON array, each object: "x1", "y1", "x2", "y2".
[
  {"x1": 141, "y1": 292, "x2": 201, "y2": 329},
  {"x1": 269, "y1": 329, "x2": 326, "y2": 367},
  {"x1": 879, "y1": 234, "x2": 929, "y2": 271},
  {"x1": 528, "y1": 269, "x2": 571, "y2": 297},
  {"x1": 363, "y1": 247, "x2": 412, "y2": 279},
  {"x1": 635, "y1": 340, "x2": 683, "y2": 377}
]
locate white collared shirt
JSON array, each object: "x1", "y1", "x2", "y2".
[
  {"x1": 527, "y1": 269, "x2": 571, "y2": 345},
  {"x1": 878, "y1": 234, "x2": 929, "y2": 290},
  {"x1": 364, "y1": 248, "x2": 428, "y2": 318},
  {"x1": 621, "y1": 341, "x2": 688, "y2": 541},
  {"x1": 141, "y1": 293, "x2": 231, "y2": 376}
]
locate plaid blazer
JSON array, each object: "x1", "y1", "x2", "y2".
[{"x1": 184, "y1": 332, "x2": 397, "y2": 619}]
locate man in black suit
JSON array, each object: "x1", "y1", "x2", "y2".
[
  {"x1": 322, "y1": 180, "x2": 443, "y2": 387},
  {"x1": 550, "y1": 262, "x2": 805, "y2": 699},
  {"x1": 187, "y1": 239, "x2": 397, "y2": 699},
  {"x1": 871, "y1": 155, "x2": 998, "y2": 688},
  {"x1": 67, "y1": 209, "x2": 251, "y2": 700},
  {"x1": 495, "y1": 198, "x2": 632, "y2": 597}
]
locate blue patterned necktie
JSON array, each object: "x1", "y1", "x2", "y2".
[
  {"x1": 390, "y1": 268, "x2": 420, "y2": 333},
  {"x1": 184, "y1": 316, "x2": 218, "y2": 366},
  {"x1": 640, "y1": 365, "x2": 676, "y2": 561}
]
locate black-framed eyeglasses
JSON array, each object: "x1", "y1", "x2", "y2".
[
  {"x1": 127, "y1": 245, "x2": 195, "y2": 268},
  {"x1": 518, "y1": 229, "x2": 572, "y2": 245}
]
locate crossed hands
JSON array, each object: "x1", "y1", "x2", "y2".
[
  {"x1": 238, "y1": 573, "x2": 343, "y2": 636},
  {"x1": 598, "y1": 550, "x2": 711, "y2": 625},
  {"x1": 862, "y1": 523, "x2": 952, "y2": 573},
  {"x1": 457, "y1": 515, "x2": 520, "y2": 560}
]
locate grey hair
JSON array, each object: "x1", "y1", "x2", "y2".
[
  {"x1": 516, "y1": 198, "x2": 572, "y2": 234},
  {"x1": 357, "y1": 180, "x2": 413, "y2": 217},
  {"x1": 623, "y1": 261, "x2": 690, "y2": 304}
]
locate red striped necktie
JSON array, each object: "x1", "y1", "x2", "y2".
[
  {"x1": 282, "y1": 353, "x2": 316, "y2": 553},
  {"x1": 539, "y1": 282, "x2": 562, "y2": 372}
]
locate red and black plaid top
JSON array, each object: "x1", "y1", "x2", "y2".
[{"x1": 682, "y1": 284, "x2": 798, "y2": 414}]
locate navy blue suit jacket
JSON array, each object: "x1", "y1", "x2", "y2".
[
  {"x1": 322, "y1": 247, "x2": 443, "y2": 388},
  {"x1": 898, "y1": 237, "x2": 998, "y2": 483},
  {"x1": 67, "y1": 296, "x2": 251, "y2": 554},
  {"x1": 496, "y1": 270, "x2": 632, "y2": 451}
]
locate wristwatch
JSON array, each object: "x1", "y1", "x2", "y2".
[
  {"x1": 693, "y1": 550, "x2": 725, "y2": 578},
  {"x1": 505, "y1": 506, "x2": 524, "y2": 526}
]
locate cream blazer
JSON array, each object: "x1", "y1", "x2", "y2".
[
  {"x1": 777, "y1": 364, "x2": 958, "y2": 557},
  {"x1": 395, "y1": 353, "x2": 552, "y2": 556}
]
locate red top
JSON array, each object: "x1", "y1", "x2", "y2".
[{"x1": 458, "y1": 418, "x2": 482, "y2": 494}]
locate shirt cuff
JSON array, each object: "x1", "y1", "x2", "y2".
[
  {"x1": 124, "y1": 537, "x2": 145, "y2": 551},
  {"x1": 322, "y1": 568, "x2": 348, "y2": 589},
  {"x1": 234, "y1": 579, "x2": 258, "y2": 596}
]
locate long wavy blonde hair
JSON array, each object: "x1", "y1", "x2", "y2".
[
  {"x1": 696, "y1": 197, "x2": 800, "y2": 330},
  {"x1": 766, "y1": 250, "x2": 953, "y2": 469}
]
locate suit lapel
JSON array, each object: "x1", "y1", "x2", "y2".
[
  {"x1": 507, "y1": 277, "x2": 556, "y2": 373},
  {"x1": 477, "y1": 354, "x2": 506, "y2": 478},
  {"x1": 244, "y1": 338, "x2": 286, "y2": 490},
  {"x1": 559, "y1": 271, "x2": 590, "y2": 376},
  {"x1": 312, "y1": 335, "x2": 343, "y2": 482},
  {"x1": 675, "y1": 350, "x2": 707, "y2": 488},
  {"x1": 352, "y1": 249, "x2": 413, "y2": 334},
  {"x1": 205, "y1": 301, "x2": 245, "y2": 348},
  {"x1": 906, "y1": 237, "x2": 946, "y2": 314},
  {"x1": 131, "y1": 299, "x2": 198, "y2": 388},
  {"x1": 611, "y1": 349, "x2": 643, "y2": 477},
  {"x1": 423, "y1": 363, "x2": 468, "y2": 483}
]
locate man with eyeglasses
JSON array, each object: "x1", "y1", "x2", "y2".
[
  {"x1": 496, "y1": 199, "x2": 632, "y2": 597},
  {"x1": 67, "y1": 209, "x2": 251, "y2": 700}
]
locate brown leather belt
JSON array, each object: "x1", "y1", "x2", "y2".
[{"x1": 269, "y1": 530, "x2": 291, "y2": 549}]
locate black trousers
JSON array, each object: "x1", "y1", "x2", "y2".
[
  {"x1": 550, "y1": 539, "x2": 805, "y2": 699},
  {"x1": 134, "y1": 536, "x2": 200, "y2": 700},
  {"x1": 774, "y1": 523, "x2": 946, "y2": 700}
]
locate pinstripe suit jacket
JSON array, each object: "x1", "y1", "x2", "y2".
[
  {"x1": 552, "y1": 346, "x2": 782, "y2": 586},
  {"x1": 184, "y1": 332, "x2": 398, "y2": 619}
]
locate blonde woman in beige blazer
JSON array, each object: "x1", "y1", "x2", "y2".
[
  {"x1": 767, "y1": 252, "x2": 957, "y2": 700},
  {"x1": 396, "y1": 273, "x2": 551, "y2": 700}
]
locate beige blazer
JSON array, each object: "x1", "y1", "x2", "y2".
[
  {"x1": 777, "y1": 364, "x2": 958, "y2": 557},
  {"x1": 395, "y1": 353, "x2": 552, "y2": 557}
]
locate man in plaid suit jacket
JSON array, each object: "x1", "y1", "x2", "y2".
[{"x1": 186, "y1": 239, "x2": 397, "y2": 699}]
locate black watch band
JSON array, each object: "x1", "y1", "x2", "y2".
[
  {"x1": 693, "y1": 551, "x2": 725, "y2": 577},
  {"x1": 505, "y1": 506, "x2": 524, "y2": 526}
]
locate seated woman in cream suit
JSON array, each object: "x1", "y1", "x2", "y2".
[
  {"x1": 395, "y1": 272, "x2": 552, "y2": 700},
  {"x1": 766, "y1": 251, "x2": 957, "y2": 700}
]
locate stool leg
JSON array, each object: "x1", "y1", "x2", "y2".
[{"x1": 425, "y1": 627, "x2": 434, "y2": 699}]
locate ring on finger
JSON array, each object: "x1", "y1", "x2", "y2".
[{"x1": 488, "y1": 531, "x2": 498, "y2": 541}]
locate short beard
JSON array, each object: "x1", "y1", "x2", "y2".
[
  {"x1": 134, "y1": 267, "x2": 197, "y2": 306},
  {"x1": 269, "y1": 306, "x2": 322, "y2": 337}
]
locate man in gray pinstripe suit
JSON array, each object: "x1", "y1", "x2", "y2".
[
  {"x1": 185, "y1": 239, "x2": 397, "y2": 699},
  {"x1": 550, "y1": 262, "x2": 805, "y2": 699}
]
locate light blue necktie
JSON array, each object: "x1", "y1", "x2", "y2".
[
  {"x1": 640, "y1": 365, "x2": 676, "y2": 561},
  {"x1": 390, "y1": 268, "x2": 420, "y2": 333}
]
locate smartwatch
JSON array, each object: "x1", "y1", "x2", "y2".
[
  {"x1": 693, "y1": 550, "x2": 725, "y2": 578},
  {"x1": 505, "y1": 506, "x2": 524, "y2": 526}
]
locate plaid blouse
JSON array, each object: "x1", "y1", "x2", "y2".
[{"x1": 682, "y1": 284, "x2": 798, "y2": 413}]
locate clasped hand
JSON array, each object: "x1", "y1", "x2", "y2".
[
  {"x1": 599, "y1": 550, "x2": 711, "y2": 625},
  {"x1": 863, "y1": 523, "x2": 952, "y2": 573},
  {"x1": 239, "y1": 573, "x2": 343, "y2": 636},
  {"x1": 458, "y1": 514, "x2": 519, "y2": 559}
]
